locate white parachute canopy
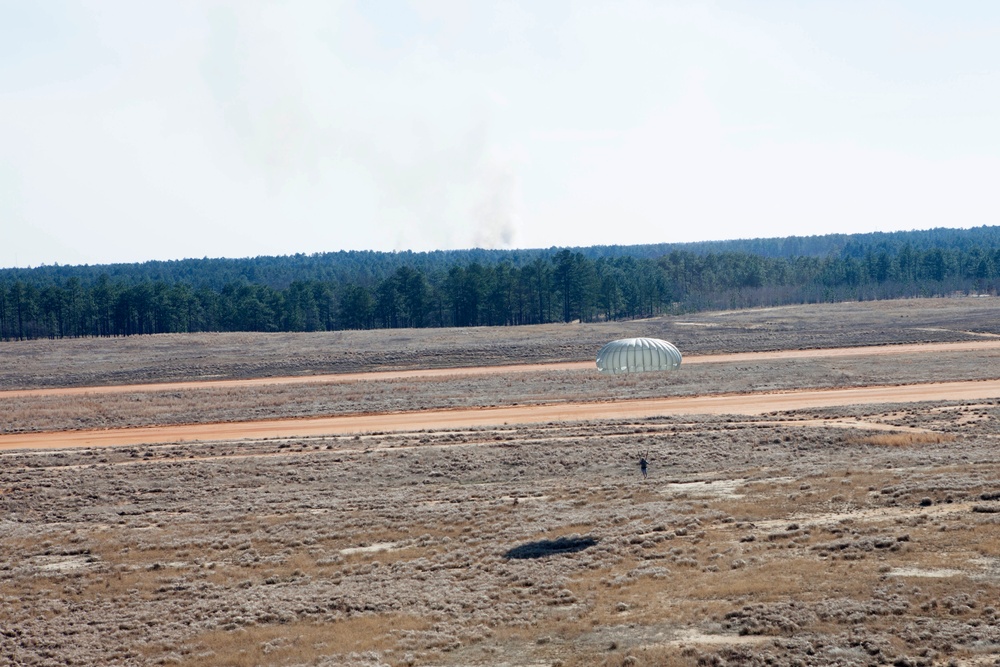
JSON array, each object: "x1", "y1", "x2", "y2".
[{"x1": 595, "y1": 337, "x2": 682, "y2": 374}]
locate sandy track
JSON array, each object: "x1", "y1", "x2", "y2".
[
  {"x1": 7, "y1": 340, "x2": 1000, "y2": 451},
  {"x1": 3, "y1": 378, "x2": 1000, "y2": 450},
  {"x1": 683, "y1": 339, "x2": 1000, "y2": 362},
  {"x1": 6, "y1": 340, "x2": 1000, "y2": 399}
]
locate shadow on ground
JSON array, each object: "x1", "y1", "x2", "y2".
[{"x1": 504, "y1": 536, "x2": 599, "y2": 560}]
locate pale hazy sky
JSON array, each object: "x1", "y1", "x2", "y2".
[{"x1": 3, "y1": 1, "x2": 999, "y2": 268}]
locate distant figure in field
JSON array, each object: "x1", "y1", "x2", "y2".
[{"x1": 638, "y1": 450, "x2": 649, "y2": 479}]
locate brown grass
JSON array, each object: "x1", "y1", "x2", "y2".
[
  {"x1": 178, "y1": 615, "x2": 431, "y2": 666},
  {"x1": 848, "y1": 432, "x2": 958, "y2": 447},
  {"x1": 561, "y1": 648, "x2": 698, "y2": 667},
  {"x1": 7, "y1": 299, "x2": 1000, "y2": 666}
]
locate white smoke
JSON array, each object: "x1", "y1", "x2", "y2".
[
  {"x1": 196, "y1": 2, "x2": 523, "y2": 253},
  {"x1": 471, "y1": 160, "x2": 519, "y2": 249}
]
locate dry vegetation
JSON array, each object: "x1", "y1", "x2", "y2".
[
  {"x1": 7, "y1": 347, "x2": 1000, "y2": 436},
  {"x1": 3, "y1": 297, "x2": 1000, "y2": 391},
  {"x1": 3, "y1": 297, "x2": 1000, "y2": 666}
]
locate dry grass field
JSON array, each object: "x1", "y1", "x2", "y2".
[
  {"x1": 3, "y1": 297, "x2": 1000, "y2": 666},
  {"x1": 3, "y1": 296, "x2": 1000, "y2": 391}
]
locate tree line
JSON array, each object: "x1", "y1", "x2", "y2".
[
  {"x1": 3, "y1": 240, "x2": 1000, "y2": 340},
  {"x1": 6, "y1": 225, "x2": 1000, "y2": 290}
]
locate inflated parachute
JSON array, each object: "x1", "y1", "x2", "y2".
[{"x1": 596, "y1": 337, "x2": 682, "y2": 374}]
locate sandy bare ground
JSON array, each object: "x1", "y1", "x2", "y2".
[
  {"x1": 6, "y1": 340, "x2": 1000, "y2": 451},
  {"x1": 3, "y1": 377, "x2": 1000, "y2": 450},
  {"x1": 5, "y1": 339, "x2": 1000, "y2": 400}
]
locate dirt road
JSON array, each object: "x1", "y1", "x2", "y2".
[
  {"x1": 7, "y1": 340, "x2": 1000, "y2": 451},
  {"x1": 5, "y1": 339, "x2": 1000, "y2": 400},
  {"x1": 3, "y1": 378, "x2": 999, "y2": 451}
]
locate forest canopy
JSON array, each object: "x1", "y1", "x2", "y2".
[{"x1": 2, "y1": 226, "x2": 999, "y2": 340}]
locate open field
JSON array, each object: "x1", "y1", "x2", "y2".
[
  {"x1": 3, "y1": 297, "x2": 1000, "y2": 391},
  {"x1": 6, "y1": 378, "x2": 1000, "y2": 450},
  {"x1": 6, "y1": 341, "x2": 1000, "y2": 437},
  {"x1": 3, "y1": 297, "x2": 1000, "y2": 666}
]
